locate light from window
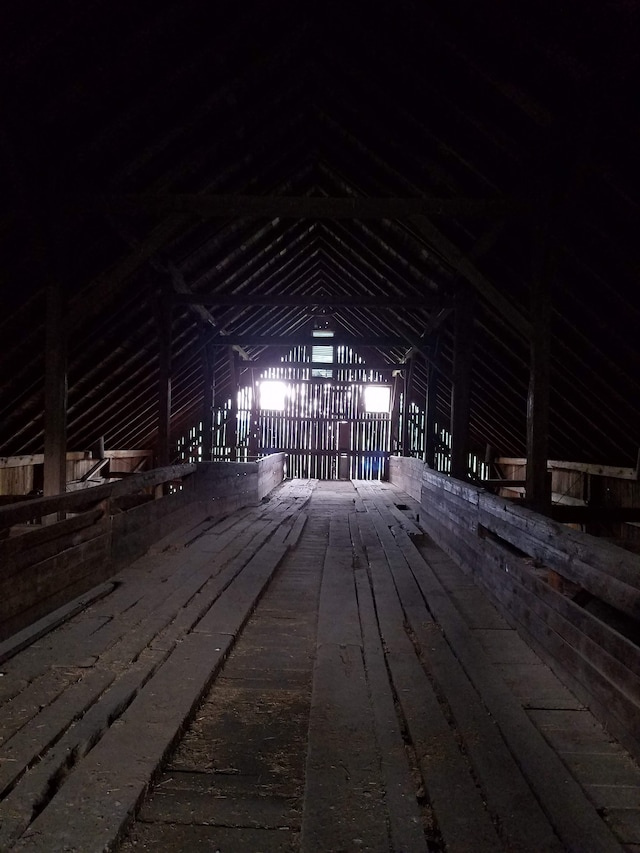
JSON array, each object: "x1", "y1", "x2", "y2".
[
  {"x1": 364, "y1": 385, "x2": 391, "y2": 413},
  {"x1": 260, "y1": 381, "x2": 287, "y2": 411},
  {"x1": 312, "y1": 330, "x2": 334, "y2": 377}
]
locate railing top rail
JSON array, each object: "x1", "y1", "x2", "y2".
[{"x1": 0, "y1": 463, "x2": 197, "y2": 530}]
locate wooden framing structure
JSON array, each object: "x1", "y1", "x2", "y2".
[{"x1": 390, "y1": 456, "x2": 640, "y2": 763}]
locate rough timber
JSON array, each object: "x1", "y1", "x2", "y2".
[{"x1": 0, "y1": 480, "x2": 639, "y2": 852}]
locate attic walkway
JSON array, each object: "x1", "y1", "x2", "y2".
[{"x1": 1, "y1": 480, "x2": 640, "y2": 852}]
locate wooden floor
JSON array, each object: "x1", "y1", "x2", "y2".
[{"x1": 1, "y1": 479, "x2": 640, "y2": 852}]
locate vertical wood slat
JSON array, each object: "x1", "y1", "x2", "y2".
[{"x1": 450, "y1": 293, "x2": 474, "y2": 480}]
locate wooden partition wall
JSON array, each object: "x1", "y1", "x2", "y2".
[
  {"x1": 389, "y1": 456, "x2": 640, "y2": 762},
  {"x1": 0, "y1": 455, "x2": 285, "y2": 642}
]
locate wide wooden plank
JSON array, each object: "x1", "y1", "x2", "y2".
[
  {"x1": 363, "y1": 507, "x2": 564, "y2": 851},
  {"x1": 400, "y1": 517, "x2": 626, "y2": 852},
  {"x1": 301, "y1": 642, "x2": 388, "y2": 853},
  {"x1": 363, "y1": 533, "x2": 501, "y2": 851},
  {"x1": 0, "y1": 581, "x2": 114, "y2": 665},
  {"x1": 353, "y1": 569, "x2": 429, "y2": 853},
  {"x1": 13, "y1": 632, "x2": 234, "y2": 853}
]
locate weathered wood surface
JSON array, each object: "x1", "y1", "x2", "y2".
[
  {"x1": 390, "y1": 456, "x2": 640, "y2": 766},
  {"x1": 2, "y1": 479, "x2": 639, "y2": 851},
  {"x1": 0, "y1": 458, "x2": 286, "y2": 643},
  {"x1": 0, "y1": 479, "x2": 314, "y2": 851}
]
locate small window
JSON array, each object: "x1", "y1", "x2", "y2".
[
  {"x1": 312, "y1": 330, "x2": 334, "y2": 377},
  {"x1": 260, "y1": 381, "x2": 286, "y2": 411},
  {"x1": 364, "y1": 385, "x2": 391, "y2": 413}
]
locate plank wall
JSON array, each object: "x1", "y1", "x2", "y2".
[
  {"x1": 0, "y1": 456, "x2": 285, "y2": 641},
  {"x1": 389, "y1": 456, "x2": 640, "y2": 763},
  {"x1": 497, "y1": 457, "x2": 640, "y2": 549},
  {"x1": 0, "y1": 450, "x2": 153, "y2": 498}
]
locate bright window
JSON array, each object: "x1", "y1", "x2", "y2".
[
  {"x1": 312, "y1": 330, "x2": 334, "y2": 377},
  {"x1": 364, "y1": 385, "x2": 391, "y2": 413},
  {"x1": 260, "y1": 381, "x2": 286, "y2": 411}
]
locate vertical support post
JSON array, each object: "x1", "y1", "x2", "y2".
[
  {"x1": 526, "y1": 218, "x2": 552, "y2": 512},
  {"x1": 227, "y1": 347, "x2": 238, "y2": 461},
  {"x1": 484, "y1": 443, "x2": 494, "y2": 479},
  {"x1": 43, "y1": 277, "x2": 68, "y2": 498},
  {"x1": 248, "y1": 368, "x2": 259, "y2": 459},
  {"x1": 390, "y1": 372, "x2": 402, "y2": 454},
  {"x1": 424, "y1": 342, "x2": 439, "y2": 469},
  {"x1": 157, "y1": 287, "x2": 172, "y2": 468},
  {"x1": 450, "y1": 292, "x2": 474, "y2": 480},
  {"x1": 401, "y1": 358, "x2": 414, "y2": 456},
  {"x1": 200, "y1": 331, "x2": 215, "y2": 462}
]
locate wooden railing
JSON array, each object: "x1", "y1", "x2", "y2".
[
  {"x1": 389, "y1": 456, "x2": 640, "y2": 762},
  {"x1": 0, "y1": 455, "x2": 285, "y2": 642}
]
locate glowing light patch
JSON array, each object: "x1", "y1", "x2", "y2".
[
  {"x1": 260, "y1": 380, "x2": 287, "y2": 411},
  {"x1": 364, "y1": 385, "x2": 391, "y2": 413}
]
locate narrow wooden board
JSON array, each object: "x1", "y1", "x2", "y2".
[
  {"x1": 0, "y1": 581, "x2": 114, "y2": 665},
  {"x1": 301, "y1": 642, "x2": 389, "y2": 853},
  {"x1": 354, "y1": 569, "x2": 429, "y2": 853},
  {"x1": 365, "y1": 543, "x2": 502, "y2": 852}
]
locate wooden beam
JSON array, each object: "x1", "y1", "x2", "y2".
[
  {"x1": 200, "y1": 331, "x2": 215, "y2": 462},
  {"x1": 482, "y1": 479, "x2": 527, "y2": 488},
  {"x1": 156, "y1": 289, "x2": 172, "y2": 468},
  {"x1": 172, "y1": 293, "x2": 440, "y2": 309},
  {"x1": 549, "y1": 506, "x2": 640, "y2": 524},
  {"x1": 170, "y1": 263, "x2": 251, "y2": 361},
  {"x1": 248, "y1": 369, "x2": 259, "y2": 459},
  {"x1": 497, "y1": 458, "x2": 640, "y2": 481},
  {"x1": 450, "y1": 293, "x2": 474, "y2": 480},
  {"x1": 391, "y1": 373, "x2": 402, "y2": 454},
  {"x1": 410, "y1": 215, "x2": 531, "y2": 339},
  {"x1": 227, "y1": 347, "x2": 239, "y2": 461},
  {"x1": 79, "y1": 194, "x2": 519, "y2": 220},
  {"x1": 246, "y1": 359, "x2": 398, "y2": 372},
  {"x1": 525, "y1": 218, "x2": 552, "y2": 512},
  {"x1": 424, "y1": 341, "x2": 440, "y2": 469},
  {"x1": 211, "y1": 334, "x2": 420, "y2": 348},
  {"x1": 0, "y1": 463, "x2": 197, "y2": 530},
  {"x1": 67, "y1": 215, "x2": 191, "y2": 331},
  {"x1": 401, "y1": 358, "x2": 414, "y2": 456},
  {"x1": 43, "y1": 275, "x2": 68, "y2": 499}
]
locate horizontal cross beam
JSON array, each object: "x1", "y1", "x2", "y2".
[
  {"x1": 172, "y1": 293, "x2": 441, "y2": 309},
  {"x1": 210, "y1": 334, "x2": 420, "y2": 348},
  {"x1": 76, "y1": 194, "x2": 519, "y2": 220},
  {"x1": 243, "y1": 360, "x2": 400, "y2": 372}
]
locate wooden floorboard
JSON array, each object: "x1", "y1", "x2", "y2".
[{"x1": 1, "y1": 479, "x2": 640, "y2": 851}]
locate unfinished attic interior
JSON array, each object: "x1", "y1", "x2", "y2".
[{"x1": 2, "y1": 1, "x2": 640, "y2": 850}]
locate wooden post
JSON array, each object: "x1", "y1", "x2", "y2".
[
  {"x1": 227, "y1": 347, "x2": 238, "y2": 461},
  {"x1": 200, "y1": 331, "x2": 215, "y2": 462},
  {"x1": 43, "y1": 278, "x2": 68, "y2": 499},
  {"x1": 450, "y1": 293, "x2": 474, "y2": 480},
  {"x1": 390, "y1": 372, "x2": 402, "y2": 454},
  {"x1": 248, "y1": 368, "x2": 259, "y2": 459},
  {"x1": 156, "y1": 288, "x2": 172, "y2": 468},
  {"x1": 401, "y1": 358, "x2": 414, "y2": 456},
  {"x1": 526, "y1": 219, "x2": 552, "y2": 512},
  {"x1": 484, "y1": 443, "x2": 493, "y2": 478},
  {"x1": 424, "y1": 341, "x2": 440, "y2": 469}
]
